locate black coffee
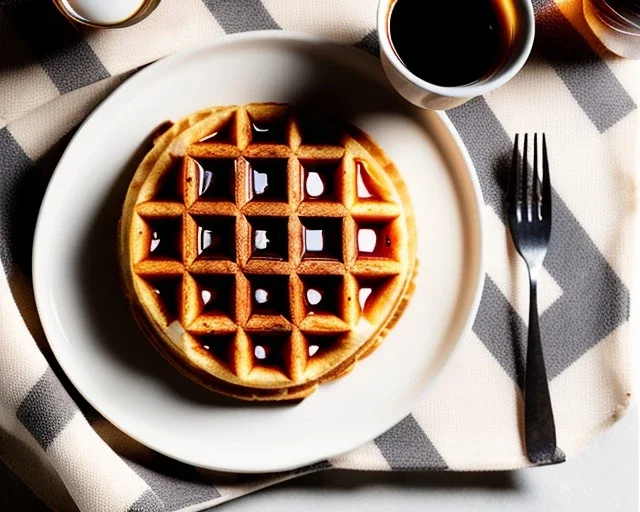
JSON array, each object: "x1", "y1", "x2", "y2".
[{"x1": 389, "y1": 0, "x2": 515, "y2": 87}]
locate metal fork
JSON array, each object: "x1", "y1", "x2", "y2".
[{"x1": 507, "y1": 133, "x2": 557, "y2": 464}]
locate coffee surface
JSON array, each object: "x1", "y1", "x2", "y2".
[{"x1": 389, "y1": 0, "x2": 514, "y2": 87}]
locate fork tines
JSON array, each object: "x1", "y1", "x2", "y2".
[{"x1": 508, "y1": 133, "x2": 551, "y2": 225}]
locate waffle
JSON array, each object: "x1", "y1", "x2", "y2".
[{"x1": 118, "y1": 103, "x2": 417, "y2": 401}]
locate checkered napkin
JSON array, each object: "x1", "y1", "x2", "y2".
[{"x1": 0, "y1": 0, "x2": 637, "y2": 511}]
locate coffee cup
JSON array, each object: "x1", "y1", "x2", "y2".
[{"x1": 377, "y1": 0, "x2": 535, "y2": 110}]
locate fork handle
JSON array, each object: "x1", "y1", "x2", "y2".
[{"x1": 524, "y1": 279, "x2": 557, "y2": 464}]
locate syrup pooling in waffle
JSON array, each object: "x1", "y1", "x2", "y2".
[{"x1": 119, "y1": 103, "x2": 417, "y2": 400}]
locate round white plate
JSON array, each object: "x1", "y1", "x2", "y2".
[{"x1": 33, "y1": 32, "x2": 484, "y2": 473}]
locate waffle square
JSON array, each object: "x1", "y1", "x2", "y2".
[{"x1": 119, "y1": 103, "x2": 417, "y2": 400}]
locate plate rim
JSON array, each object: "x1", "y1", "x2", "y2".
[{"x1": 32, "y1": 30, "x2": 485, "y2": 473}]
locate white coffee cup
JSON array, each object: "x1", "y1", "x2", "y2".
[{"x1": 377, "y1": 0, "x2": 535, "y2": 110}]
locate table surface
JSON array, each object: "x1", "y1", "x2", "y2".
[{"x1": 1, "y1": 406, "x2": 636, "y2": 511}]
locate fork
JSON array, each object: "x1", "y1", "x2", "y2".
[{"x1": 507, "y1": 133, "x2": 557, "y2": 464}]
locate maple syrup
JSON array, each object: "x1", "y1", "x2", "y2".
[
  {"x1": 195, "y1": 158, "x2": 235, "y2": 200},
  {"x1": 147, "y1": 218, "x2": 182, "y2": 260},
  {"x1": 301, "y1": 161, "x2": 340, "y2": 201},
  {"x1": 195, "y1": 217, "x2": 236, "y2": 260},
  {"x1": 248, "y1": 217, "x2": 289, "y2": 260},
  {"x1": 247, "y1": 159, "x2": 288, "y2": 202},
  {"x1": 301, "y1": 276, "x2": 341, "y2": 316},
  {"x1": 248, "y1": 276, "x2": 290, "y2": 317},
  {"x1": 301, "y1": 218, "x2": 343, "y2": 261}
]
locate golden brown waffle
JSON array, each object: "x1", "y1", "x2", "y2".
[{"x1": 118, "y1": 103, "x2": 417, "y2": 401}]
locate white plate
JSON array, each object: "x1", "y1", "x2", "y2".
[{"x1": 33, "y1": 32, "x2": 484, "y2": 473}]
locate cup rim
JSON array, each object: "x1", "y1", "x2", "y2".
[
  {"x1": 377, "y1": 0, "x2": 536, "y2": 98},
  {"x1": 52, "y1": 0, "x2": 161, "y2": 28}
]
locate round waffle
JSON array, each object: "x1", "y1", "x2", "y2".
[{"x1": 118, "y1": 103, "x2": 417, "y2": 401}]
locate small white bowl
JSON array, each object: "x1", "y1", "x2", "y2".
[{"x1": 53, "y1": 0, "x2": 160, "y2": 28}]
